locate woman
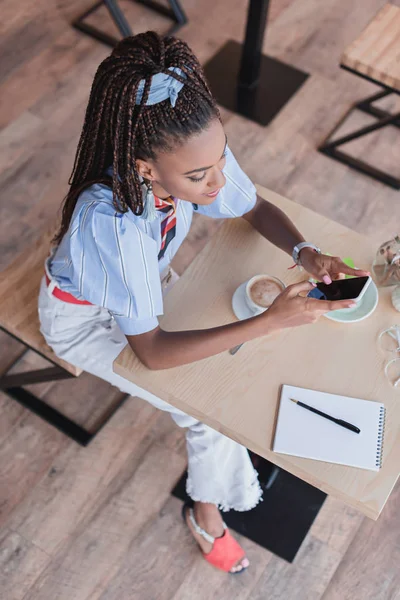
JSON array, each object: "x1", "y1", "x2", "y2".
[{"x1": 39, "y1": 31, "x2": 366, "y2": 574}]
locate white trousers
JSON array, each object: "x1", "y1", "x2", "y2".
[{"x1": 38, "y1": 272, "x2": 262, "y2": 512}]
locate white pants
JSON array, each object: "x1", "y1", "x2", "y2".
[{"x1": 38, "y1": 271, "x2": 262, "y2": 512}]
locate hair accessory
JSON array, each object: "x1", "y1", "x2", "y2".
[
  {"x1": 135, "y1": 67, "x2": 187, "y2": 107},
  {"x1": 141, "y1": 180, "x2": 157, "y2": 222}
]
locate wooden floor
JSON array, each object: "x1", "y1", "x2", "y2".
[{"x1": 1, "y1": 0, "x2": 400, "y2": 598}]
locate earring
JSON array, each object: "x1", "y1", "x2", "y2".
[{"x1": 141, "y1": 180, "x2": 157, "y2": 222}]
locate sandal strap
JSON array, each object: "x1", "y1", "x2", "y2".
[{"x1": 188, "y1": 508, "x2": 227, "y2": 545}]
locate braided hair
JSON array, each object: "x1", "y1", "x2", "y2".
[{"x1": 54, "y1": 31, "x2": 219, "y2": 243}]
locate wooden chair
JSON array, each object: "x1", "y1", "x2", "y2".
[
  {"x1": 319, "y1": 3, "x2": 400, "y2": 189},
  {"x1": 0, "y1": 228, "x2": 128, "y2": 446}
]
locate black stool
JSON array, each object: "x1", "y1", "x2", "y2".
[{"x1": 72, "y1": 0, "x2": 187, "y2": 47}]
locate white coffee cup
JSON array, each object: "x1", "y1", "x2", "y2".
[{"x1": 244, "y1": 274, "x2": 286, "y2": 315}]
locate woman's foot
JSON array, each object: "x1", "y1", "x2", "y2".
[{"x1": 184, "y1": 501, "x2": 249, "y2": 573}]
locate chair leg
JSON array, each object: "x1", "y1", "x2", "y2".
[
  {"x1": 0, "y1": 366, "x2": 74, "y2": 388},
  {"x1": 72, "y1": 0, "x2": 188, "y2": 47},
  {"x1": 356, "y1": 90, "x2": 400, "y2": 128},
  {"x1": 0, "y1": 360, "x2": 130, "y2": 446},
  {"x1": 264, "y1": 465, "x2": 280, "y2": 490},
  {"x1": 5, "y1": 386, "x2": 94, "y2": 446},
  {"x1": 104, "y1": 0, "x2": 132, "y2": 37},
  {"x1": 136, "y1": 0, "x2": 188, "y2": 33},
  {"x1": 318, "y1": 90, "x2": 400, "y2": 189}
]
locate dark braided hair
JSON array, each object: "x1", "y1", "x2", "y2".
[{"x1": 54, "y1": 31, "x2": 219, "y2": 243}]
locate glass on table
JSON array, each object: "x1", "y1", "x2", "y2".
[
  {"x1": 378, "y1": 325, "x2": 400, "y2": 389},
  {"x1": 372, "y1": 236, "x2": 400, "y2": 287},
  {"x1": 385, "y1": 358, "x2": 400, "y2": 388},
  {"x1": 378, "y1": 325, "x2": 400, "y2": 354}
]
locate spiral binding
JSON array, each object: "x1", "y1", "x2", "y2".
[{"x1": 376, "y1": 406, "x2": 386, "y2": 468}]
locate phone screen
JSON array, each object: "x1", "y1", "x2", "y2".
[{"x1": 307, "y1": 276, "x2": 370, "y2": 301}]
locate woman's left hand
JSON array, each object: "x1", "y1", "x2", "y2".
[{"x1": 299, "y1": 248, "x2": 370, "y2": 284}]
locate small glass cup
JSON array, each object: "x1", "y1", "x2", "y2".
[
  {"x1": 378, "y1": 325, "x2": 400, "y2": 388},
  {"x1": 372, "y1": 236, "x2": 400, "y2": 287},
  {"x1": 385, "y1": 358, "x2": 400, "y2": 388},
  {"x1": 378, "y1": 325, "x2": 400, "y2": 354}
]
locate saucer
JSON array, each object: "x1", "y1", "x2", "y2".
[
  {"x1": 324, "y1": 280, "x2": 379, "y2": 323},
  {"x1": 232, "y1": 282, "x2": 265, "y2": 320}
]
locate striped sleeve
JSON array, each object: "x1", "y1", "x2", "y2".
[
  {"x1": 69, "y1": 201, "x2": 163, "y2": 335},
  {"x1": 195, "y1": 145, "x2": 257, "y2": 219}
]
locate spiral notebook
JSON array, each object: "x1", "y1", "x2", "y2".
[{"x1": 273, "y1": 385, "x2": 385, "y2": 471}]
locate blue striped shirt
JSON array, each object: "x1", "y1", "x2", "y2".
[{"x1": 49, "y1": 146, "x2": 257, "y2": 335}]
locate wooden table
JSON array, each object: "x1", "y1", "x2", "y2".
[
  {"x1": 114, "y1": 185, "x2": 400, "y2": 520},
  {"x1": 319, "y1": 3, "x2": 400, "y2": 189}
]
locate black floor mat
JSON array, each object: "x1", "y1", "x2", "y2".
[{"x1": 171, "y1": 454, "x2": 326, "y2": 562}]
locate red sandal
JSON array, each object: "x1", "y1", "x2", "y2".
[{"x1": 182, "y1": 502, "x2": 248, "y2": 574}]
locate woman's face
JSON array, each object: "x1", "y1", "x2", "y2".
[{"x1": 136, "y1": 118, "x2": 227, "y2": 205}]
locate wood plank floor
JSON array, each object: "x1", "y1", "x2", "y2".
[{"x1": 1, "y1": 0, "x2": 400, "y2": 598}]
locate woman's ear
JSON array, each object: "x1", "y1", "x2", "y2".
[{"x1": 136, "y1": 159, "x2": 156, "y2": 181}]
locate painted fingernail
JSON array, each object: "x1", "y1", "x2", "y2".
[
  {"x1": 323, "y1": 276, "x2": 332, "y2": 285},
  {"x1": 242, "y1": 558, "x2": 250, "y2": 568},
  {"x1": 311, "y1": 282, "x2": 317, "y2": 287}
]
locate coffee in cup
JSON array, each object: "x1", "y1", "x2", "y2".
[{"x1": 245, "y1": 274, "x2": 285, "y2": 314}]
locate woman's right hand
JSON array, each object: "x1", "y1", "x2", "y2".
[{"x1": 259, "y1": 280, "x2": 357, "y2": 333}]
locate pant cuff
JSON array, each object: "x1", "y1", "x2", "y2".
[{"x1": 186, "y1": 475, "x2": 263, "y2": 513}]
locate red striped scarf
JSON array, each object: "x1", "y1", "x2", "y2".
[{"x1": 155, "y1": 195, "x2": 177, "y2": 261}]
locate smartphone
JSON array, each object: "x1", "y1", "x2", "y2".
[{"x1": 307, "y1": 276, "x2": 372, "y2": 302}]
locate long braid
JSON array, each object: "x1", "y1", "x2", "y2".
[{"x1": 54, "y1": 31, "x2": 219, "y2": 244}]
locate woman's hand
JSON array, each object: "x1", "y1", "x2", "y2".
[
  {"x1": 259, "y1": 280, "x2": 356, "y2": 333},
  {"x1": 299, "y1": 248, "x2": 369, "y2": 284}
]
